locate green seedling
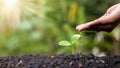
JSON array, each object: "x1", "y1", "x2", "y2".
[{"x1": 58, "y1": 34, "x2": 81, "y2": 54}]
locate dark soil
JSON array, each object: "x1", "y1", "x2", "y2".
[{"x1": 0, "y1": 53, "x2": 120, "y2": 68}]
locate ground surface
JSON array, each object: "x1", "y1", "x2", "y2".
[{"x1": 0, "y1": 53, "x2": 120, "y2": 68}]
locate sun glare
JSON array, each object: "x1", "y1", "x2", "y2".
[
  {"x1": 0, "y1": 0, "x2": 20, "y2": 31},
  {"x1": 4, "y1": 0, "x2": 18, "y2": 7},
  {"x1": 0, "y1": 0, "x2": 39, "y2": 31}
]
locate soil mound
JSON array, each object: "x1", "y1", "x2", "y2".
[{"x1": 0, "y1": 54, "x2": 120, "y2": 68}]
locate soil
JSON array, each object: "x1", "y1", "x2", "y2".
[{"x1": 0, "y1": 53, "x2": 120, "y2": 68}]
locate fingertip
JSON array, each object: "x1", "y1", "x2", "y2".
[
  {"x1": 76, "y1": 24, "x2": 84, "y2": 31},
  {"x1": 76, "y1": 25, "x2": 79, "y2": 30}
]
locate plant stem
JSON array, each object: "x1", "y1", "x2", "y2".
[{"x1": 71, "y1": 45, "x2": 75, "y2": 54}]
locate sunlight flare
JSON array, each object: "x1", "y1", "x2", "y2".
[
  {"x1": 0, "y1": 0, "x2": 40, "y2": 31},
  {"x1": 4, "y1": 0, "x2": 18, "y2": 7}
]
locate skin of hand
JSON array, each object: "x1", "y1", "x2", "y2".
[{"x1": 76, "y1": 3, "x2": 120, "y2": 32}]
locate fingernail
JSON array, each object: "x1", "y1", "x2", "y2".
[{"x1": 76, "y1": 25, "x2": 80, "y2": 30}]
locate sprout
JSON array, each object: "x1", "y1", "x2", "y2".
[{"x1": 58, "y1": 34, "x2": 81, "y2": 54}]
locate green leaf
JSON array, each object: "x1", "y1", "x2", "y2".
[
  {"x1": 58, "y1": 40, "x2": 71, "y2": 46},
  {"x1": 71, "y1": 34, "x2": 81, "y2": 44}
]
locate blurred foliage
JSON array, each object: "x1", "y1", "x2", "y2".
[{"x1": 0, "y1": 0, "x2": 119, "y2": 56}]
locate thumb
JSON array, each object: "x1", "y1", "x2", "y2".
[
  {"x1": 76, "y1": 19, "x2": 99, "y2": 31},
  {"x1": 76, "y1": 23, "x2": 91, "y2": 31}
]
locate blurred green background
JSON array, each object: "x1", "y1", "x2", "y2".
[{"x1": 0, "y1": 0, "x2": 120, "y2": 56}]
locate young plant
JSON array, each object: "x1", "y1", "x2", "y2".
[{"x1": 58, "y1": 34, "x2": 81, "y2": 54}]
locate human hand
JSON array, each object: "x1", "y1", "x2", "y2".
[{"x1": 76, "y1": 3, "x2": 120, "y2": 32}]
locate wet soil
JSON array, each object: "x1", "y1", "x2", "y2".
[{"x1": 0, "y1": 53, "x2": 120, "y2": 68}]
